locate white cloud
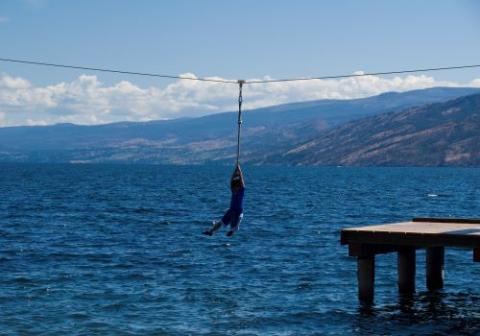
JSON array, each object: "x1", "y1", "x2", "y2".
[
  {"x1": 470, "y1": 78, "x2": 480, "y2": 87},
  {"x1": 0, "y1": 71, "x2": 477, "y2": 126}
]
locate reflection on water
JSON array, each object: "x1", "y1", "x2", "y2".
[{"x1": 355, "y1": 292, "x2": 480, "y2": 335}]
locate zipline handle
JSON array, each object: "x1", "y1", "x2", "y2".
[{"x1": 236, "y1": 79, "x2": 245, "y2": 166}]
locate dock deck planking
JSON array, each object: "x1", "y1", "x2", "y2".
[
  {"x1": 342, "y1": 218, "x2": 480, "y2": 249},
  {"x1": 341, "y1": 218, "x2": 480, "y2": 302}
]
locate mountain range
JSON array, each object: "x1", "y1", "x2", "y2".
[
  {"x1": 0, "y1": 87, "x2": 479, "y2": 166},
  {"x1": 261, "y1": 92, "x2": 480, "y2": 166}
]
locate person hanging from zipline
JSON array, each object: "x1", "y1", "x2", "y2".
[
  {"x1": 203, "y1": 80, "x2": 246, "y2": 237},
  {"x1": 203, "y1": 164, "x2": 245, "y2": 237}
]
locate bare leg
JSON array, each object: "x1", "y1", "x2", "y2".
[
  {"x1": 211, "y1": 220, "x2": 224, "y2": 233},
  {"x1": 203, "y1": 209, "x2": 232, "y2": 236},
  {"x1": 203, "y1": 219, "x2": 224, "y2": 236}
]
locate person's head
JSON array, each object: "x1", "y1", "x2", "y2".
[{"x1": 231, "y1": 175, "x2": 242, "y2": 191}]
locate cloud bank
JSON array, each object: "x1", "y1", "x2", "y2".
[{"x1": 0, "y1": 71, "x2": 479, "y2": 126}]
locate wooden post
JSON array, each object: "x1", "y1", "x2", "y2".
[
  {"x1": 473, "y1": 248, "x2": 480, "y2": 262},
  {"x1": 426, "y1": 247, "x2": 444, "y2": 290},
  {"x1": 357, "y1": 256, "x2": 375, "y2": 302},
  {"x1": 398, "y1": 247, "x2": 416, "y2": 295}
]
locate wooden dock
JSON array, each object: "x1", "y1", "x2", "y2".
[{"x1": 341, "y1": 218, "x2": 480, "y2": 302}]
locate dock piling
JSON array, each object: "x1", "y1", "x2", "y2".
[
  {"x1": 473, "y1": 248, "x2": 480, "y2": 262},
  {"x1": 426, "y1": 247, "x2": 444, "y2": 290},
  {"x1": 398, "y1": 247, "x2": 416, "y2": 294},
  {"x1": 357, "y1": 256, "x2": 375, "y2": 302}
]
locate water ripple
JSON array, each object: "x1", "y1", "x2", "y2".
[{"x1": 1, "y1": 164, "x2": 480, "y2": 335}]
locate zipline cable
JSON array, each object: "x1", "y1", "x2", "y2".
[
  {"x1": 1, "y1": 57, "x2": 480, "y2": 85},
  {"x1": 247, "y1": 64, "x2": 480, "y2": 83},
  {"x1": 0, "y1": 57, "x2": 237, "y2": 84}
]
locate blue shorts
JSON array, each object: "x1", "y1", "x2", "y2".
[{"x1": 222, "y1": 209, "x2": 243, "y2": 232}]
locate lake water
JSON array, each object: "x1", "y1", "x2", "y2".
[{"x1": 2, "y1": 163, "x2": 480, "y2": 335}]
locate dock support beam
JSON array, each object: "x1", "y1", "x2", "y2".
[
  {"x1": 426, "y1": 247, "x2": 444, "y2": 290},
  {"x1": 357, "y1": 256, "x2": 375, "y2": 302},
  {"x1": 398, "y1": 247, "x2": 416, "y2": 295}
]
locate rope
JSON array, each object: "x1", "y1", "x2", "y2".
[{"x1": 236, "y1": 80, "x2": 244, "y2": 166}]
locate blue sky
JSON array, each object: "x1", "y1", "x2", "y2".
[{"x1": 0, "y1": 0, "x2": 480, "y2": 125}]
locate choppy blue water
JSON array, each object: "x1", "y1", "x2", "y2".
[{"x1": 2, "y1": 164, "x2": 480, "y2": 335}]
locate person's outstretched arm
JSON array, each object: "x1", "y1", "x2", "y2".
[{"x1": 231, "y1": 164, "x2": 245, "y2": 188}]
